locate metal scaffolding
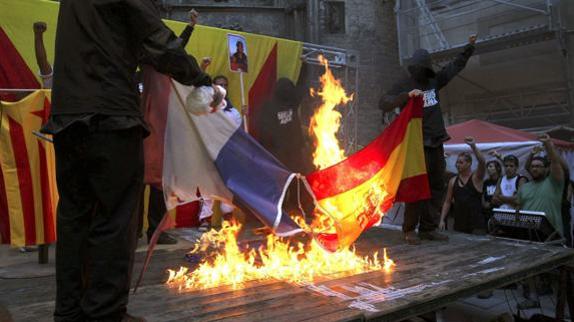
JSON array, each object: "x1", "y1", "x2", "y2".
[
  {"x1": 395, "y1": 0, "x2": 572, "y2": 131},
  {"x1": 396, "y1": 0, "x2": 561, "y2": 62},
  {"x1": 301, "y1": 43, "x2": 360, "y2": 154}
]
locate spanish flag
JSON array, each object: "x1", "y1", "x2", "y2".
[
  {"x1": 0, "y1": 90, "x2": 58, "y2": 246},
  {"x1": 306, "y1": 97, "x2": 430, "y2": 251}
]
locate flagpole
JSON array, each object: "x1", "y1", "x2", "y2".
[{"x1": 239, "y1": 71, "x2": 248, "y2": 133}]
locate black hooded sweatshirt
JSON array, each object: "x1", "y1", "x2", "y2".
[
  {"x1": 380, "y1": 44, "x2": 474, "y2": 147},
  {"x1": 258, "y1": 78, "x2": 307, "y2": 172}
]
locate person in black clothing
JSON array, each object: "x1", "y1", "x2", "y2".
[
  {"x1": 41, "y1": 1, "x2": 221, "y2": 321},
  {"x1": 439, "y1": 137, "x2": 486, "y2": 234},
  {"x1": 380, "y1": 34, "x2": 476, "y2": 245},
  {"x1": 482, "y1": 160, "x2": 502, "y2": 230},
  {"x1": 258, "y1": 78, "x2": 310, "y2": 173}
]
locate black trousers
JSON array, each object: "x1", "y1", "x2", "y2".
[
  {"x1": 403, "y1": 145, "x2": 445, "y2": 233},
  {"x1": 147, "y1": 186, "x2": 166, "y2": 238},
  {"x1": 53, "y1": 126, "x2": 143, "y2": 322}
]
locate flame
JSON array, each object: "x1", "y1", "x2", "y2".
[
  {"x1": 309, "y1": 55, "x2": 354, "y2": 170},
  {"x1": 166, "y1": 55, "x2": 396, "y2": 292},
  {"x1": 166, "y1": 221, "x2": 393, "y2": 290}
]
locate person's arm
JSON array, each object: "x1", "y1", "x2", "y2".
[
  {"x1": 379, "y1": 86, "x2": 423, "y2": 112},
  {"x1": 33, "y1": 22, "x2": 52, "y2": 77},
  {"x1": 439, "y1": 177, "x2": 456, "y2": 230},
  {"x1": 466, "y1": 136, "x2": 485, "y2": 189},
  {"x1": 435, "y1": 35, "x2": 476, "y2": 90},
  {"x1": 126, "y1": 0, "x2": 211, "y2": 86},
  {"x1": 200, "y1": 57, "x2": 212, "y2": 72},
  {"x1": 492, "y1": 178, "x2": 502, "y2": 206},
  {"x1": 497, "y1": 188, "x2": 518, "y2": 205},
  {"x1": 517, "y1": 176, "x2": 528, "y2": 189},
  {"x1": 540, "y1": 134, "x2": 565, "y2": 182},
  {"x1": 488, "y1": 150, "x2": 503, "y2": 162},
  {"x1": 179, "y1": 9, "x2": 198, "y2": 48}
]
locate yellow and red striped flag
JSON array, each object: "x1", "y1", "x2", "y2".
[
  {"x1": 306, "y1": 97, "x2": 430, "y2": 251},
  {"x1": 0, "y1": 90, "x2": 58, "y2": 246}
]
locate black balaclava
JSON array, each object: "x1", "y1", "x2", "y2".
[{"x1": 407, "y1": 49, "x2": 436, "y2": 84}]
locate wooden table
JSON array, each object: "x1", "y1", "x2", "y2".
[{"x1": 3, "y1": 228, "x2": 574, "y2": 321}]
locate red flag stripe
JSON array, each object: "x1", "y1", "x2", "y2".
[
  {"x1": 8, "y1": 117, "x2": 37, "y2": 245},
  {"x1": 306, "y1": 97, "x2": 424, "y2": 200},
  {"x1": 174, "y1": 202, "x2": 200, "y2": 228},
  {"x1": 142, "y1": 67, "x2": 172, "y2": 188},
  {"x1": 247, "y1": 44, "x2": 278, "y2": 138},
  {"x1": 0, "y1": 159, "x2": 10, "y2": 244},
  {"x1": 38, "y1": 142, "x2": 55, "y2": 243},
  {"x1": 0, "y1": 27, "x2": 40, "y2": 101}
]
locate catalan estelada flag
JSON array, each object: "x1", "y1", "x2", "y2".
[
  {"x1": 0, "y1": 90, "x2": 58, "y2": 246},
  {"x1": 306, "y1": 97, "x2": 430, "y2": 251}
]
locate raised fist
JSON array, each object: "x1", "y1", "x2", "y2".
[
  {"x1": 468, "y1": 34, "x2": 477, "y2": 45},
  {"x1": 464, "y1": 136, "x2": 476, "y2": 147},
  {"x1": 33, "y1": 22, "x2": 47, "y2": 34}
]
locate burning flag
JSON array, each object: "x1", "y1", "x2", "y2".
[
  {"x1": 305, "y1": 57, "x2": 430, "y2": 251},
  {"x1": 142, "y1": 67, "x2": 302, "y2": 236}
]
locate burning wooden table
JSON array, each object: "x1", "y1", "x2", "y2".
[{"x1": 125, "y1": 227, "x2": 574, "y2": 322}]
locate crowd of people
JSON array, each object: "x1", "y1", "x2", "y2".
[
  {"x1": 438, "y1": 134, "x2": 571, "y2": 246},
  {"x1": 380, "y1": 33, "x2": 572, "y2": 248}
]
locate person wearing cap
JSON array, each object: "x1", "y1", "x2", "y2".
[{"x1": 379, "y1": 35, "x2": 477, "y2": 245}]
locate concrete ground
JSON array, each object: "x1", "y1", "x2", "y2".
[{"x1": 0, "y1": 227, "x2": 571, "y2": 322}]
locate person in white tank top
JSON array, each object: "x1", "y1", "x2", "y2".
[{"x1": 493, "y1": 155, "x2": 527, "y2": 209}]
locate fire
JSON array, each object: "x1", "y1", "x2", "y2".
[
  {"x1": 309, "y1": 55, "x2": 354, "y2": 170},
  {"x1": 167, "y1": 220, "x2": 393, "y2": 290},
  {"x1": 166, "y1": 54, "x2": 395, "y2": 291}
]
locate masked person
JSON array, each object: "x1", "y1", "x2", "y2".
[
  {"x1": 379, "y1": 35, "x2": 476, "y2": 245},
  {"x1": 41, "y1": 1, "x2": 221, "y2": 321}
]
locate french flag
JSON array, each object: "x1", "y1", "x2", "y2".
[{"x1": 142, "y1": 67, "x2": 302, "y2": 236}]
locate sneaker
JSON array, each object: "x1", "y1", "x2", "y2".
[
  {"x1": 198, "y1": 220, "x2": 211, "y2": 232},
  {"x1": 121, "y1": 313, "x2": 147, "y2": 322},
  {"x1": 419, "y1": 230, "x2": 449, "y2": 241},
  {"x1": 404, "y1": 231, "x2": 421, "y2": 245}
]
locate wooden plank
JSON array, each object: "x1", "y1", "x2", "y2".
[{"x1": 3, "y1": 228, "x2": 574, "y2": 322}]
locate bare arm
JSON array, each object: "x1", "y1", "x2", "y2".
[
  {"x1": 33, "y1": 22, "x2": 52, "y2": 77},
  {"x1": 439, "y1": 177, "x2": 456, "y2": 230},
  {"x1": 516, "y1": 177, "x2": 528, "y2": 189},
  {"x1": 492, "y1": 178, "x2": 502, "y2": 206},
  {"x1": 466, "y1": 136, "x2": 485, "y2": 190},
  {"x1": 540, "y1": 134, "x2": 565, "y2": 182}
]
